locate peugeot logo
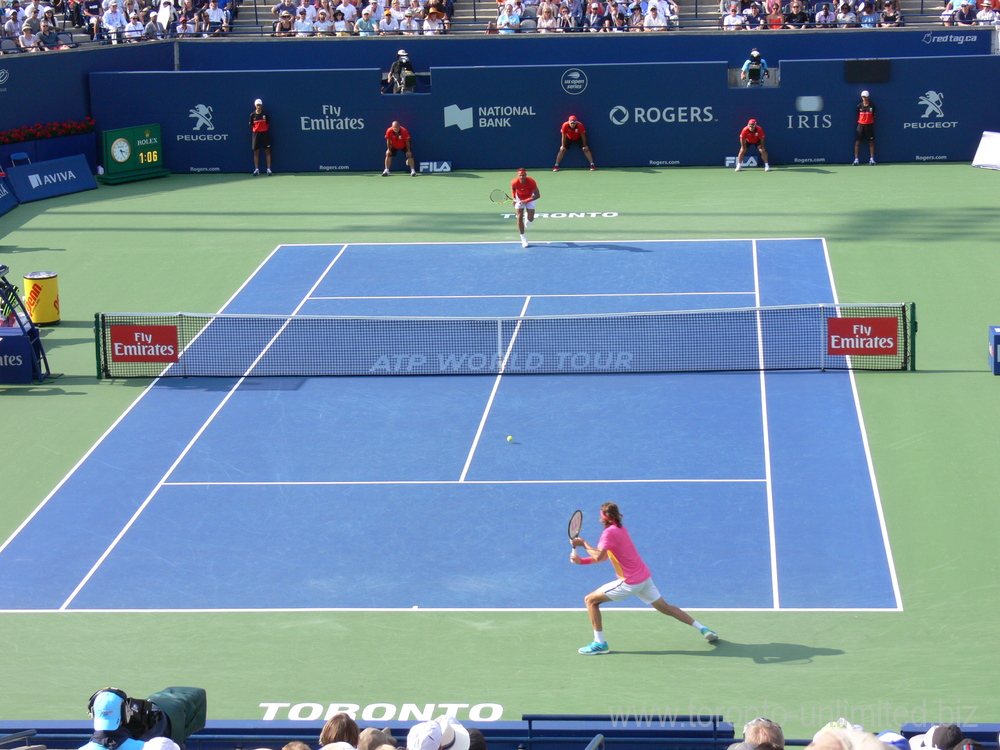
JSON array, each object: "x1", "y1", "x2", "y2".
[{"x1": 609, "y1": 106, "x2": 629, "y2": 125}]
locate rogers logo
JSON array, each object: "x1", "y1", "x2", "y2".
[
  {"x1": 609, "y1": 105, "x2": 714, "y2": 126},
  {"x1": 609, "y1": 106, "x2": 629, "y2": 125}
]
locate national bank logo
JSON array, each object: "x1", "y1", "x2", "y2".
[
  {"x1": 0, "y1": 68, "x2": 9, "y2": 88},
  {"x1": 189, "y1": 104, "x2": 215, "y2": 130},
  {"x1": 904, "y1": 90, "x2": 956, "y2": 130},
  {"x1": 444, "y1": 104, "x2": 536, "y2": 129},
  {"x1": 444, "y1": 104, "x2": 474, "y2": 130},
  {"x1": 561, "y1": 69, "x2": 588, "y2": 95},
  {"x1": 179, "y1": 104, "x2": 229, "y2": 141}
]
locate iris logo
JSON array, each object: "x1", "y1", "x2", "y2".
[
  {"x1": 444, "y1": 104, "x2": 474, "y2": 130},
  {"x1": 561, "y1": 69, "x2": 588, "y2": 95},
  {"x1": 918, "y1": 91, "x2": 945, "y2": 118},
  {"x1": 188, "y1": 104, "x2": 215, "y2": 131},
  {"x1": 609, "y1": 106, "x2": 629, "y2": 125}
]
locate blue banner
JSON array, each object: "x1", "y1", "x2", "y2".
[
  {"x1": 177, "y1": 29, "x2": 994, "y2": 73},
  {"x1": 0, "y1": 175, "x2": 18, "y2": 218},
  {"x1": 0, "y1": 44, "x2": 172, "y2": 133},
  {"x1": 6, "y1": 154, "x2": 98, "y2": 204},
  {"x1": 89, "y1": 55, "x2": 1000, "y2": 172}
]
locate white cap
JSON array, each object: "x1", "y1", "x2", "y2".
[
  {"x1": 254, "y1": 98, "x2": 263, "y2": 105},
  {"x1": 861, "y1": 90, "x2": 870, "y2": 97}
]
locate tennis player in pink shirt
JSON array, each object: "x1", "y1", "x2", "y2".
[{"x1": 570, "y1": 501, "x2": 719, "y2": 654}]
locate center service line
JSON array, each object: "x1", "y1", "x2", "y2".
[{"x1": 458, "y1": 296, "x2": 532, "y2": 482}]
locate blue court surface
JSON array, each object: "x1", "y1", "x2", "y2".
[{"x1": 0, "y1": 239, "x2": 901, "y2": 613}]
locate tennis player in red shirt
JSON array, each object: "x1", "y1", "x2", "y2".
[
  {"x1": 383, "y1": 121, "x2": 416, "y2": 176},
  {"x1": 735, "y1": 118, "x2": 770, "y2": 172},
  {"x1": 510, "y1": 168, "x2": 539, "y2": 248},
  {"x1": 571, "y1": 502, "x2": 719, "y2": 655},
  {"x1": 553, "y1": 115, "x2": 596, "y2": 172}
]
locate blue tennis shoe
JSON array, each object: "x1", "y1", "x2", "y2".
[
  {"x1": 578, "y1": 640, "x2": 610, "y2": 655},
  {"x1": 701, "y1": 627, "x2": 719, "y2": 643}
]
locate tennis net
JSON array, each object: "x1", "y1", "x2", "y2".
[{"x1": 94, "y1": 303, "x2": 916, "y2": 379}]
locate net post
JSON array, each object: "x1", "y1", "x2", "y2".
[
  {"x1": 907, "y1": 302, "x2": 917, "y2": 371},
  {"x1": 94, "y1": 312, "x2": 104, "y2": 380}
]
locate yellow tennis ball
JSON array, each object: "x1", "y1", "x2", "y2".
[{"x1": 507, "y1": 435, "x2": 513, "y2": 442}]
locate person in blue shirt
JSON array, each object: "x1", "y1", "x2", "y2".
[{"x1": 741, "y1": 48, "x2": 770, "y2": 87}]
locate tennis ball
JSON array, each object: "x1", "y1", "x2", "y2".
[{"x1": 507, "y1": 435, "x2": 513, "y2": 442}]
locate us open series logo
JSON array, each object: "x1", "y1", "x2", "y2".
[{"x1": 561, "y1": 69, "x2": 588, "y2": 95}]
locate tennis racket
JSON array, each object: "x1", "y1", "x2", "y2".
[
  {"x1": 568, "y1": 509, "x2": 583, "y2": 556},
  {"x1": 490, "y1": 189, "x2": 513, "y2": 205}
]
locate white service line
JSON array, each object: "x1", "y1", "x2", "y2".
[
  {"x1": 59, "y1": 246, "x2": 349, "y2": 610},
  {"x1": 310, "y1": 291, "x2": 757, "y2": 300},
  {"x1": 163, "y1": 478, "x2": 767, "y2": 486},
  {"x1": 458, "y1": 296, "x2": 532, "y2": 482},
  {"x1": 752, "y1": 239, "x2": 780, "y2": 610}
]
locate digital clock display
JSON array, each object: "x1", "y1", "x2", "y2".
[{"x1": 138, "y1": 150, "x2": 160, "y2": 165}]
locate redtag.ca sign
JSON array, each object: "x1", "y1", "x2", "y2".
[
  {"x1": 109, "y1": 325, "x2": 179, "y2": 362},
  {"x1": 827, "y1": 317, "x2": 897, "y2": 356}
]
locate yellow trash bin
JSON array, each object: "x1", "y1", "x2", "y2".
[{"x1": 23, "y1": 271, "x2": 60, "y2": 325}]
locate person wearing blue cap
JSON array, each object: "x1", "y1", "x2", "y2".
[{"x1": 79, "y1": 690, "x2": 147, "y2": 750}]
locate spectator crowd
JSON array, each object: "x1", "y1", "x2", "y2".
[
  {"x1": 4, "y1": 0, "x2": 996, "y2": 50},
  {"x1": 0, "y1": 0, "x2": 235, "y2": 48}
]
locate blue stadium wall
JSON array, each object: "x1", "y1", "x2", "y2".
[
  {"x1": 0, "y1": 30, "x2": 997, "y2": 170},
  {"x1": 89, "y1": 55, "x2": 1000, "y2": 170}
]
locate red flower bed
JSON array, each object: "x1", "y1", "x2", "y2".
[{"x1": 0, "y1": 117, "x2": 96, "y2": 146}]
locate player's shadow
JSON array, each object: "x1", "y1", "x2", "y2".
[
  {"x1": 549, "y1": 241, "x2": 653, "y2": 253},
  {"x1": 616, "y1": 640, "x2": 845, "y2": 664},
  {"x1": 782, "y1": 167, "x2": 835, "y2": 174}
]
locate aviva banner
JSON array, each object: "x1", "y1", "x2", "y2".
[
  {"x1": 89, "y1": 56, "x2": 1000, "y2": 173},
  {"x1": 0, "y1": 176, "x2": 18, "y2": 217},
  {"x1": 5, "y1": 155, "x2": 97, "y2": 203}
]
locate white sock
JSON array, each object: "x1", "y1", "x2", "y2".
[
  {"x1": 594, "y1": 630, "x2": 605, "y2": 644},
  {"x1": 520, "y1": 233, "x2": 526, "y2": 241},
  {"x1": 692, "y1": 620, "x2": 705, "y2": 631}
]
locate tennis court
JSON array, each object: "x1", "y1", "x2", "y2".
[{"x1": 0, "y1": 238, "x2": 899, "y2": 613}]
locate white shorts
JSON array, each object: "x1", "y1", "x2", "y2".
[
  {"x1": 515, "y1": 200, "x2": 536, "y2": 211},
  {"x1": 598, "y1": 577, "x2": 662, "y2": 604}
]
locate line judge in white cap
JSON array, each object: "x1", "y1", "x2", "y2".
[
  {"x1": 249, "y1": 97, "x2": 272, "y2": 176},
  {"x1": 854, "y1": 90, "x2": 875, "y2": 166}
]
